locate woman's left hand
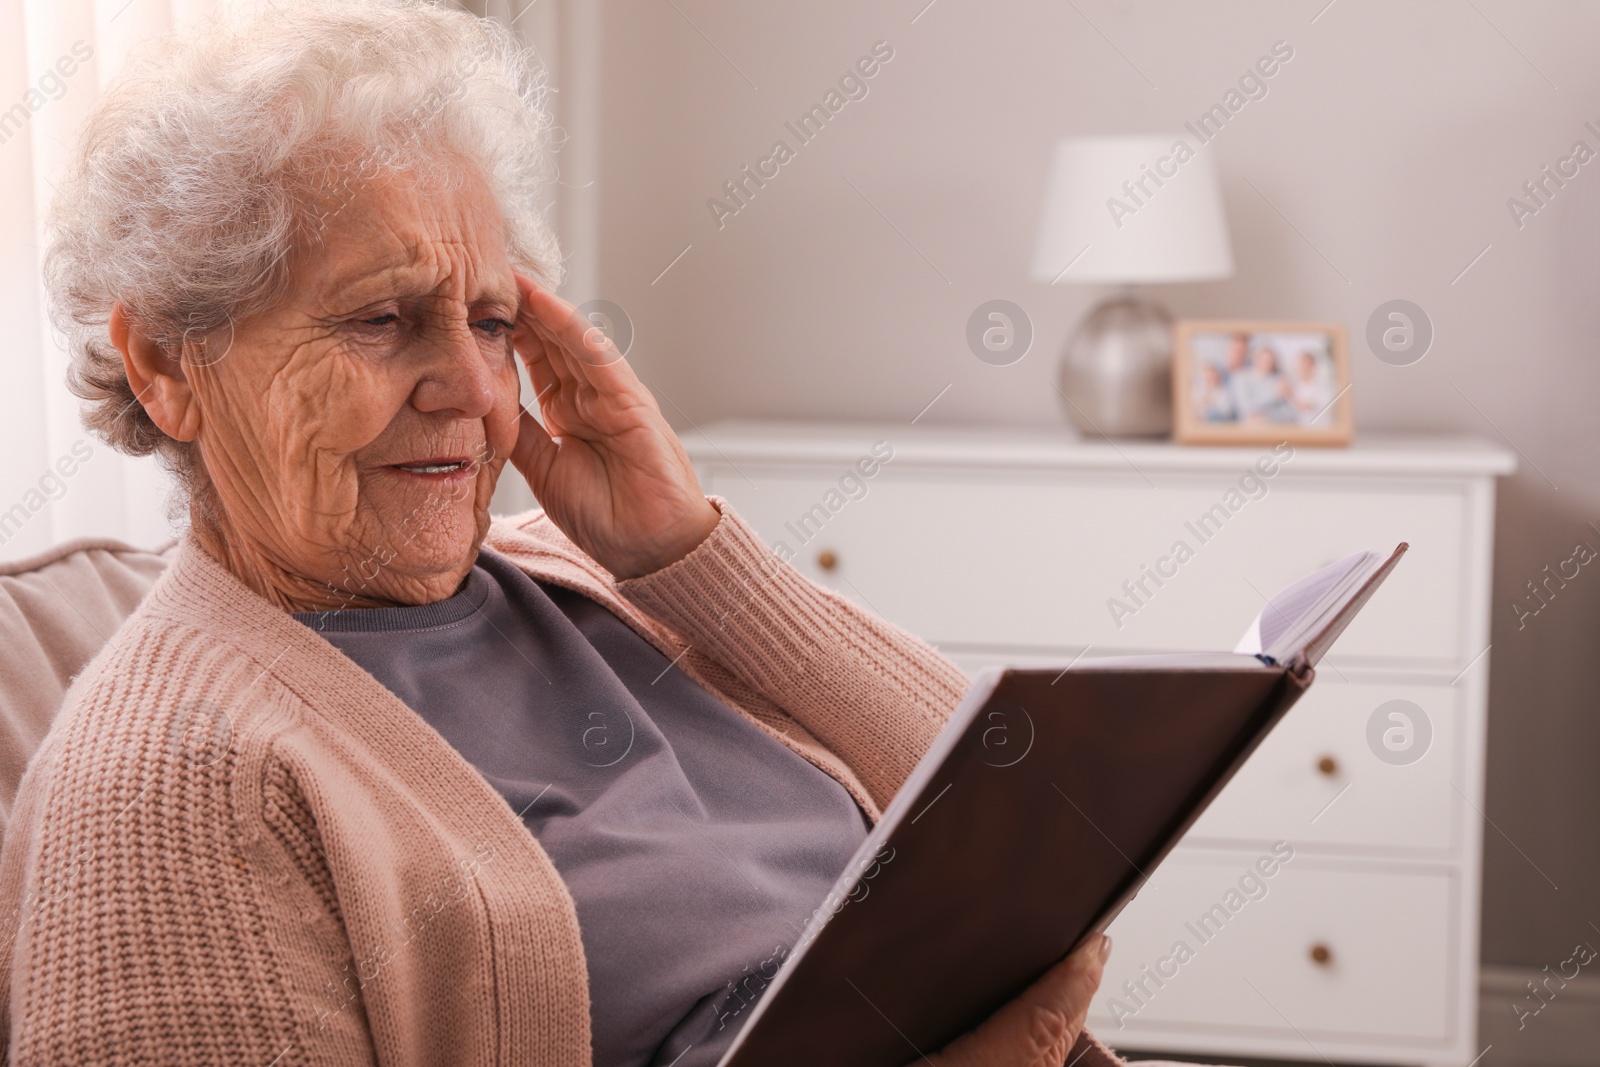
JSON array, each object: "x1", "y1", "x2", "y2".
[{"x1": 508, "y1": 274, "x2": 719, "y2": 579}]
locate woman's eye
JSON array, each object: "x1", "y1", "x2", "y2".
[
  {"x1": 359, "y1": 313, "x2": 399, "y2": 328},
  {"x1": 474, "y1": 318, "x2": 516, "y2": 338}
]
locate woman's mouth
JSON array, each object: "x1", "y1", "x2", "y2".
[{"x1": 390, "y1": 458, "x2": 474, "y2": 478}]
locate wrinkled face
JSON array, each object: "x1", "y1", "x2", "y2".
[{"x1": 185, "y1": 165, "x2": 522, "y2": 609}]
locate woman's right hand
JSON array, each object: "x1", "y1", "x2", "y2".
[{"x1": 927, "y1": 933, "x2": 1111, "y2": 1067}]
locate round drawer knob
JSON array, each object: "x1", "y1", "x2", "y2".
[
  {"x1": 1309, "y1": 943, "x2": 1333, "y2": 966},
  {"x1": 1316, "y1": 755, "x2": 1338, "y2": 776},
  {"x1": 816, "y1": 549, "x2": 839, "y2": 572}
]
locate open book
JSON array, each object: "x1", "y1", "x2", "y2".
[
  {"x1": 718, "y1": 544, "x2": 1407, "y2": 1067},
  {"x1": 1233, "y1": 548, "x2": 1394, "y2": 666}
]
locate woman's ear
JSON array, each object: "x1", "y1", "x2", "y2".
[{"x1": 109, "y1": 303, "x2": 202, "y2": 443}]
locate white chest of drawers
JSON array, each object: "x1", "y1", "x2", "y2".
[{"x1": 684, "y1": 419, "x2": 1514, "y2": 1067}]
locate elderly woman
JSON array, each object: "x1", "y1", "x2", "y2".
[{"x1": 0, "y1": 3, "x2": 1120, "y2": 1064}]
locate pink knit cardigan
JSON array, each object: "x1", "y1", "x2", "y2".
[{"x1": 0, "y1": 500, "x2": 1124, "y2": 1066}]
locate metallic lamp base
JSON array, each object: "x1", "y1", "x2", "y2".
[{"x1": 1057, "y1": 295, "x2": 1174, "y2": 437}]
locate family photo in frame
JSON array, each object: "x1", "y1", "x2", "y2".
[{"x1": 1172, "y1": 320, "x2": 1353, "y2": 445}]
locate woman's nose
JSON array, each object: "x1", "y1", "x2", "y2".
[{"x1": 411, "y1": 324, "x2": 499, "y2": 419}]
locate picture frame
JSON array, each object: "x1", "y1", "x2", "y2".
[{"x1": 1172, "y1": 319, "x2": 1353, "y2": 446}]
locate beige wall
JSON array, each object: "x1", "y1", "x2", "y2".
[{"x1": 585, "y1": 0, "x2": 1600, "y2": 967}]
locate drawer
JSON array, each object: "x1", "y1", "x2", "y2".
[
  {"x1": 1089, "y1": 858, "x2": 1456, "y2": 1043},
  {"x1": 1184, "y1": 680, "x2": 1463, "y2": 852},
  {"x1": 703, "y1": 467, "x2": 1469, "y2": 664}
]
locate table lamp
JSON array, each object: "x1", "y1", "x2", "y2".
[{"x1": 1031, "y1": 135, "x2": 1233, "y2": 436}]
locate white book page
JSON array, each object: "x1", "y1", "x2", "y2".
[
  {"x1": 1057, "y1": 651, "x2": 1274, "y2": 671},
  {"x1": 1234, "y1": 550, "x2": 1378, "y2": 661}
]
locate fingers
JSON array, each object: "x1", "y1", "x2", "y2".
[
  {"x1": 512, "y1": 272, "x2": 666, "y2": 445},
  {"x1": 930, "y1": 934, "x2": 1111, "y2": 1067},
  {"x1": 510, "y1": 406, "x2": 558, "y2": 497},
  {"x1": 516, "y1": 319, "x2": 564, "y2": 409},
  {"x1": 1032, "y1": 933, "x2": 1111, "y2": 1042},
  {"x1": 513, "y1": 273, "x2": 631, "y2": 385},
  {"x1": 512, "y1": 279, "x2": 580, "y2": 406}
]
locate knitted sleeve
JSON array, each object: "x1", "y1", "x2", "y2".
[
  {"x1": 1071, "y1": 1029, "x2": 1127, "y2": 1067},
  {"x1": 616, "y1": 498, "x2": 970, "y2": 810},
  {"x1": 617, "y1": 504, "x2": 1132, "y2": 1067},
  {"x1": 0, "y1": 636, "x2": 374, "y2": 1066}
]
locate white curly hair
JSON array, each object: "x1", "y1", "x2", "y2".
[{"x1": 45, "y1": 0, "x2": 564, "y2": 501}]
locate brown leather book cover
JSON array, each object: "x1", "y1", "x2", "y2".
[{"x1": 719, "y1": 545, "x2": 1406, "y2": 1067}]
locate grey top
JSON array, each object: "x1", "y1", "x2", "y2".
[{"x1": 294, "y1": 548, "x2": 868, "y2": 1067}]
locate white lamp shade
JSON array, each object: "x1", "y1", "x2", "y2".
[{"x1": 1030, "y1": 135, "x2": 1233, "y2": 285}]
